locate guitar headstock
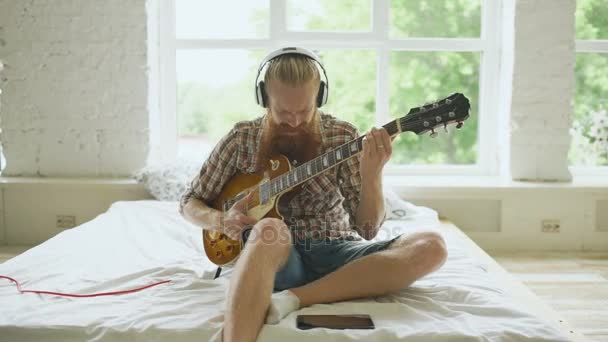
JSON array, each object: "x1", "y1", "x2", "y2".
[{"x1": 399, "y1": 93, "x2": 471, "y2": 137}]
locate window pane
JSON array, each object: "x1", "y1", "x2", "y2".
[
  {"x1": 176, "y1": 50, "x2": 265, "y2": 160},
  {"x1": 176, "y1": 0, "x2": 269, "y2": 39},
  {"x1": 569, "y1": 53, "x2": 608, "y2": 166},
  {"x1": 287, "y1": 0, "x2": 372, "y2": 32},
  {"x1": 316, "y1": 49, "x2": 376, "y2": 134},
  {"x1": 389, "y1": 51, "x2": 480, "y2": 165},
  {"x1": 576, "y1": 0, "x2": 608, "y2": 40},
  {"x1": 390, "y1": 0, "x2": 481, "y2": 38}
]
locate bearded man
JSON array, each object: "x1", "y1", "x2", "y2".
[{"x1": 180, "y1": 47, "x2": 447, "y2": 342}]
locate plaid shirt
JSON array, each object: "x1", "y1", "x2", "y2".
[{"x1": 180, "y1": 113, "x2": 369, "y2": 241}]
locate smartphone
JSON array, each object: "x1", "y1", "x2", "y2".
[{"x1": 296, "y1": 314, "x2": 375, "y2": 330}]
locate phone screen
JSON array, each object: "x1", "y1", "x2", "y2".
[{"x1": 296, "y1": 314, "x2": 375, "y2": 330}]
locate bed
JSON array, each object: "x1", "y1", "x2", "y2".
[{"x1": 0, "y1": 200, "x2": 584, "y2": 341}]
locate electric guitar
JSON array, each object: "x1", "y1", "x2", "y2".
[{"x1": 203, "y1": 93, "x2": 471, "y2": 266}]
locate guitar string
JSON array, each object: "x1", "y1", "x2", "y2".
[{"x1": 227, "y1": 102, "x2": 469, "y2": 210}]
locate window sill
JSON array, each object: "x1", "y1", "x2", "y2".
[
  {"x1": 383, "y1": 175, "x2": 608, "y2": 194},
  {"x1": 0, "y1": 176, "x2": 141, "y2": 187}
]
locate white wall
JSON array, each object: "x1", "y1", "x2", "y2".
[
  {"x1": 0, "y1": 0, "x2": 607, "y2": 251},
  {"x1": 387, "y1": 176, "x2": 608, "y2": 252},
  {"x1": 0, "y1": 0, "x2": 150, "y2": 177},
  {"x1": 0, "y1": 178, "x2": 152, "y2": 246}
]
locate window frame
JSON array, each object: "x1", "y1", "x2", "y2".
[{"x1": 159, "y1": 0, "x2": 502, "y2": 176}]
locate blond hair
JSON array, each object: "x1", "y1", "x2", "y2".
[{"x1": 264, "y1": 54, "x2": 321, "y2": 88}]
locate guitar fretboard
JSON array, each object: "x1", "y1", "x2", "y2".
[
  {"x1": 240, "y1": 92, "x2": 469, "y2": 207},
  {"x1": 258, "y1": 120, "x2": 400, "y2": 203}
]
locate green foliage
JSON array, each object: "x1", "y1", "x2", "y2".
[
  {"x1": 390, "y1": 0, "x2": 481, "y2": 38},
  {"x1": 288, "y1": 0, "x2": 371, "y2": 31},
  {"x1": 318, "y1": 50, "x2": 376, "y2": 134},
  {"x1": 176, "y1": 0, "x2": 608, "y2": 166},
  {"x1": 570, "y1": 53, "x2": 608, "y2": 166},
  {"x1": 388, "y1": 51, "x2": 479, "y2": 164},
  {"x1": 177, "y1": 50, "x2": 266, "y2": 142},
  {"x1": 570, "y1": 0, "x2": 608, "y2": 166},
  {"x1": 576, "y1": 0, "x2": 608, "y2": 39}
]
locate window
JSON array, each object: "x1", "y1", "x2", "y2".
[
  {"x1": 161, "y1": 0, "x2": 500, "y2": 174},
  {"x1": 571, "y1": 0, "x2": 608, "y2": 168}
]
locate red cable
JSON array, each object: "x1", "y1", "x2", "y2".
[{"x1": 0, "y1": 275, "x2": 171, "y2": 298}]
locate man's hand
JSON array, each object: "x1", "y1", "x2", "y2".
[
  {"x1": 360, "y1": 127, "x2": 394, "y2": 181},
  {"x1": 222, "y1": 191, "x2": 258, "y2": 240}
]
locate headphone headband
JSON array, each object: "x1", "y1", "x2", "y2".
[{"x1": 254, "y1": 47, "x2": 329, "y2": 108}]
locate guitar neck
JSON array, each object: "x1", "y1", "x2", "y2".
[
  {"x1": 224, "y1": 93, "x2": 470, "y2": 212},
  {"x1": 263, "y1": 119, "x2": 401, "y2": 198}
]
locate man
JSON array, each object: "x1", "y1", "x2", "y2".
[{"x1": 179, "y1": 47, "x2": 447, "y2": 342}]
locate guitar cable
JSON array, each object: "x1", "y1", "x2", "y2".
[
  {"x1": 0, "y1": 275, "x2": 171, "y2": 298},
  {"x1": 1, "y1": 225, "x2": 256, "y2": 295}
]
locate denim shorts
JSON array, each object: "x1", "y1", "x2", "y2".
[{"x1": 273, "y1": 235, "x2": 402, "y2": 292}]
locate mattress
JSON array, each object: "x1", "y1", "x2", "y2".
[{"x1": 0, "y1": 200, "x2": 573, "y2": 341}]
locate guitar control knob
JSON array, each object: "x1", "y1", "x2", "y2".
[{"x1": 456, "y1": 121, "x2": 464, "y2": 129}]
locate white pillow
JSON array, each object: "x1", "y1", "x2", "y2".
[{"x1": 133, "y1": 159, "x2": 200, "y2": 202}]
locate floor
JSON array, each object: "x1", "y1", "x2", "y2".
[
  {"x1": 0, "y1": 245, "x2": 30, "y2": 264},
  {"x1": 491, "y1": 251, "x2": 608, "y2": 342},
  {"x1": 1, "y1": 245, "x2": 606, "y2": 341}
]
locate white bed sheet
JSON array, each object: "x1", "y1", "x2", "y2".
[{"x1": 0, "y1": 200, "x2": 572, "y2": 342}]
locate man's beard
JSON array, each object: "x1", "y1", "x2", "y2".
[{"x1": 256, "y1": 112, "x2": 323, "y2": 171}]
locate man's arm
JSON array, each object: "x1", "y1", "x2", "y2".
[
  {"x1": 356, "y1": 127, "x2": 393, "y2": 240},
  {"x1": 180, "y1": 197, "x2": 223, "y2": 231},
  {"x1": 354, "y1": 176, "x2": 385, "y2": 240},
  {"x1": 178, "y1": 127, "x2": 239, "y2": 231},
  {"x1": 338, "y1": 125, "x2": 387, "y2": 241}
]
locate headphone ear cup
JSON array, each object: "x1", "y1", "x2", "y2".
[
  {"x1": 317, "y1": 80, "x2": 327, "y2": 108},
  {"x1": 257, "y1": 81, "x2": 268, "y2": 108}
]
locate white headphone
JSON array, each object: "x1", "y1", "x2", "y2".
[{"x1": 254, "y1": 47, "x2": 329, "y2": 108}]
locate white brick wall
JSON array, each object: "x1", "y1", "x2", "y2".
[
  {"x1": 0, "y1": 0, "x2": 149, "y2": 176},
  {"x1": 509, "y1": 0, "x2": 575, "y2": 181}
]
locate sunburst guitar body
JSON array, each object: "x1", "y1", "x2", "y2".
[{"x1": 202, "y1": 155, "x2": 295, "y2": 267}]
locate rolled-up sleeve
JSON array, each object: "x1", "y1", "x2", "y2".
[{"x1": 179, "y1": 128, "x2": 239, "y2": 214}]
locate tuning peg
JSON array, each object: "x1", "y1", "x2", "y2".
[
  {"x1": 444, "y1": 122, "x2": 448, "y2": 133},
  {"x1": 430, "y1": 129, "x2": 437, "y2": 138},
  {"x1": 456, "y1": 121, "x2": 464, "y2": 129}
]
